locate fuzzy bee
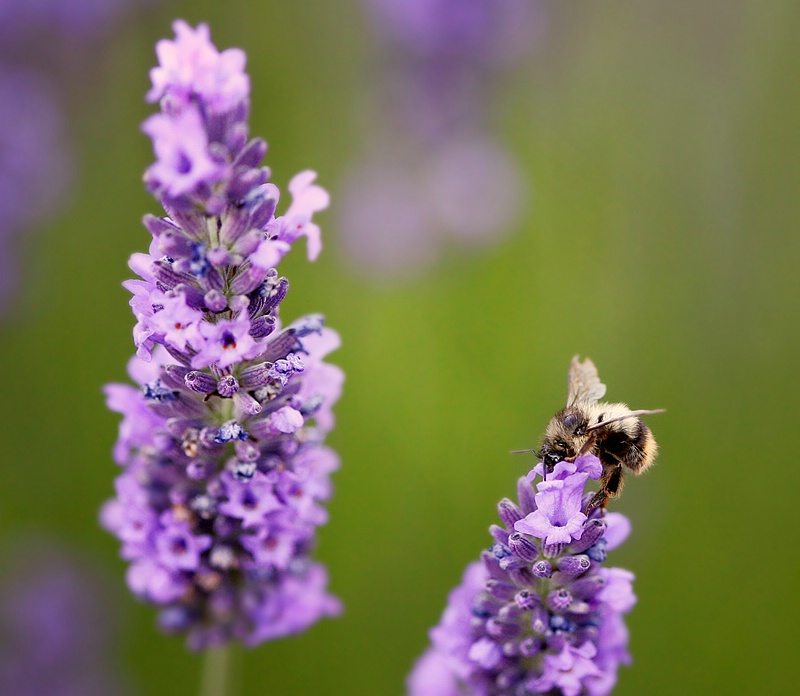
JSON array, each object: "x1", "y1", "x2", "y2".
[{"x1": 532, "y1": 356, "x2": 663, "y2": 513}]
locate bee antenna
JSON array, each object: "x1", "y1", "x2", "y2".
[
  {"x1": 510, "y1": 448, "x2": 540, "y2": 457},
  {"x1": 586, "y1": 408, "x2": 666, "y2": 431}
]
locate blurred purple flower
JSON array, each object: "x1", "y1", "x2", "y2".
[
  {"x1": 406, "y1": 454, "x2": 636, "y2": 696},
  {"x1": 365, "y1": 0, "x2": 542, "y2": 139},
  {"x1": 0, "y1": 68, "x2": 70, "y2": 312},
  {"x1": 365, "y1": 0, "x2": 539, "y2": 66},
  {"x1": 338, "y1": 1, "x2": 541, "y2": 278},
  {"x1": 102, "y1": 21, "x2": 342, "y2": 649},
  {"x1": 0, "y1": 542, "x2": 129, "y2": 696},
  {"x1": 0, "y1": 0, "x2": 161, "y2": 316},
  {"x1": 339, "y1": 137, "x2": 523, "y2": 279},
  {"x1": 0, "y1": 0, "x2": 136, "y2": 42}
]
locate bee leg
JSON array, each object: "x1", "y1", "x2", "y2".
[
  {"x1": 586, "y1": 464, "x2": 624, "y2": 514},
  {"x1": 606, "y1": 463, "x2": 624, "y2": 493},
  {"x1": 585, "y1": 489, "x2": 608, "y2": 514}
]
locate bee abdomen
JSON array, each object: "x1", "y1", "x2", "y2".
[
  {"x1": 623, "y1": 421, "x2": 655, "y2": 473},
  {"x1": 600, "y1": 420, "x2": 654, "y2": 474}
]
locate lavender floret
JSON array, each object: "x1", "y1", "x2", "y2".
[
  {"x1": 406, "y1": 454, "x2": 636, "y2": 696},
  {"x1": 101, "y1": 21, "x2": 342, "y2": 649}
]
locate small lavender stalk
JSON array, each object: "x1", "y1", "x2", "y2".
[
  {"x1": 101, "y1": 21, "x2": 342, "y2": 650},
  {"x1": 201, "y1": 646, "x2": 231, "y2": 696},
  {"x1": 407, "y1": 455, "x2": 636, "y2": 696}
]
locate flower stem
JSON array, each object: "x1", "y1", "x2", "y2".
[{"x1": 201, "y1": 645, "x2": 231, "y2": 696}]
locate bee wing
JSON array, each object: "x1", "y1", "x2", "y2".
[{"x1": 567, "y1": 355, "x2": 607, "y2": 406}]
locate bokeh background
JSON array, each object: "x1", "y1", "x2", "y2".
[{"x1": 1, "y1": 1, "x2": 799, "y2": 694}]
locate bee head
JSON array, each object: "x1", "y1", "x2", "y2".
[
  {"x1": 543, "y1": 449, "x2": 562, "y2": 471},
  {"x1": 541, "y1": 409, "x2": 590, "y2": 473}
]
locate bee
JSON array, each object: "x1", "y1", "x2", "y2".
[{"x1": 532, "y1": 356, "x2": 663, "y2": 513}]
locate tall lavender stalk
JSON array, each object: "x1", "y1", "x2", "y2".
[
  {"x1": 101, "y1": 20, "x2": 342, "y2": 650},
  {"x1": 407, "y1": 455, "x2": 636, "y2": 696}
]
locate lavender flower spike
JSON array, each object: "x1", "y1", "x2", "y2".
[
  {"x1": 407, "y1": 454, "x2": 636, "y2": 696},
  {"x1": 101, "y1": 21, "x2": 342, "y2": 649}
]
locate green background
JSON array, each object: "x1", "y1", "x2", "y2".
[{"x1": 1, "y1": 1, "x2": 799, "y2": 694}]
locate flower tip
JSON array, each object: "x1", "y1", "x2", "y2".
[
  {"x1": 574, "y1": 453, "x2": 604, "y2": 479},
  {"x1": 169, "y1": 18, "x2": 187, "y2": 34},
  {"x1": 172, "y1": 18, "x2": 204, "y2": 36},
  {"x1": 306, "y1": 232, "x2": 322, "y2": 262},
  {"x1": 603, "y1": 512, "x2": 632, "y2": 551}
]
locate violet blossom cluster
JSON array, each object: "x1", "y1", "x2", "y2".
[
  {"x1": 338, "y1": 0, "x2": 543, "y2": 278},
  {"x1": 101, "y1": 21, "x2": 342, "y2": 649},
  {"x1": 407, "y1": 455, "x2": 636, "y2": 696}
]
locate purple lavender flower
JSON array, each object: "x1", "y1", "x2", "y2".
[
  {"x1": 407, "y1": 454, "x2": 636, "y2": 696},
  {"x1": 101, "y1": 21, "x2": 342, "y2": 649}
]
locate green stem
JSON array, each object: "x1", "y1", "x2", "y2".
[{"x1": 200, "y1": 645, "x2": 231, "y2": 696}]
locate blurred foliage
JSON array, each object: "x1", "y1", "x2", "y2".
[{"x1": 1, "y1": 1, "x2": 799, "y2": 695}]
